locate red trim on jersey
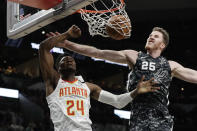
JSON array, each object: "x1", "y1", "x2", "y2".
[{"x1": 62, "y1": 79, "x2": 78, "y2": 84}]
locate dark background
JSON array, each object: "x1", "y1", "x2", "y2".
[{"x1": 1, "y1": 0, "x2": 197, "y2": 131}]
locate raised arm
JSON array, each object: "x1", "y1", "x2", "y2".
[
  {"x1": 169, "y1": 60, "x2": 197, "y2": 84},
  {"x1": 87, "y1": 76, "x2": 159, "y2": 109},
  {"x1": 63, "y1": 40, "x2": 138, "y2": 65},
  {"x1": 39, "y1": 25, "x2": 81, "y2": 96},
  {"x1": 39, "y1": 34, "x2": 66, "y2": 96}
]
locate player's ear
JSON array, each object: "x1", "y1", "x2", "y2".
[{"x1": 160, "y1": 42, "x2": 166, "y2": 50}]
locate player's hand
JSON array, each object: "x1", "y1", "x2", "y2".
[
  {"x1": 67, "y1": 25, "x2": 81, "y2": 38},
  {"x1": 45, "y1": 25, "x2": 81, "y2": 39},
  {"x1": 43, "y1": 25, "x2": 81, "y2": 48},
  {"x1": 136, "y1": 76, "x2": 160, "y2": 94}
]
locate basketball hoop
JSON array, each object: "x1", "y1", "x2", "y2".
[{"x1": 76, "y1": 0, "x2": 131, "y2": 38}]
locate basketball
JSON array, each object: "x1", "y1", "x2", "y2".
[{"x1": 106, "y1": 15, "x2": 131, "y2": 40}]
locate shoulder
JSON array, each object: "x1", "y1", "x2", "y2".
[
  {"x1": 76, "y1": 76, "x2": 85, "y2": 83},
  {"x1": 116, "y1": 49, "x2": 139, "y2": 59},
  {"x1": 85, "y1": 82, "x2": 101, "y2": 93},
  {"x1": 86, "y1": 82, "x2": 102, "y2": 100},
  {"x1": 121, "y1": 50, "x2": 139, "y2": 68},
  {"x1": 168, "y1": 60, "x2": 183, "y2": 68},
  {"x1": 121, "y1": 49, "x2": 139, "y2": 55},
  {"x1": 168, "y1": 60, "x2": 176, "y2": 66},
  {"x1": 85, "y1": 82, "x2": 99, "y2": 89},
  {"x1": 168, "y1": 60, "x2": 183, "y2": 73}
]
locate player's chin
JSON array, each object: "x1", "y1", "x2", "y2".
[
  {"x1": 145, "y1": 46, "x2": 150, "y2": 50},
  {"x1": 60, "y1": 68, "x2": 76, "y2": 74}
]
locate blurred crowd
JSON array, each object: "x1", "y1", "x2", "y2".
[{"x1": 0, "y1": 66, "x2": 16, "y2": 75}]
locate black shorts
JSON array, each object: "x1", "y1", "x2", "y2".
[{"x1": 129, "y1": 107, "x2": 174, "y2": 131}]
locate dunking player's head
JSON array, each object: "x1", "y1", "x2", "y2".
[
  {"x1": 145, "y1": 27, "x2": 169, "y2": 52},
  {"x1": 55, "y1": 53, "x2": 76, "y2": 77}
]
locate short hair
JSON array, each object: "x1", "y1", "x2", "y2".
[
  {"x1": 152, "y1": 27, "x2": 169, "y2": 48},
  {"x1": 55, "y1": 53, "x2": 72, "y2": 70}
]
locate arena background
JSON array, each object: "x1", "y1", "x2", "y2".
[{"x1": 1, "y1": 0, "x2": 197, "y2": 131}]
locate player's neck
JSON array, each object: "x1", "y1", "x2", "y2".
[
  {"x1": 147, "y1": 49, "x2": 161, "y2": 58},
  {"x1": 61, "y1": 74, "x2": 75, "y2": 81}
]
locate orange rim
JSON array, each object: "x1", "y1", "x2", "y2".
[{"x1": 76, "y1": 0, "x2": 124, "y2": 14}]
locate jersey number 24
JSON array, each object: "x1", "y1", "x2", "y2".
[{"x1": 66, "y1": 100, "x2": 84, "y2": 116}]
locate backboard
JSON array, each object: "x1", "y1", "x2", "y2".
[{"x1": 7, "y1": 0, "x2": 98, "y2": 39}]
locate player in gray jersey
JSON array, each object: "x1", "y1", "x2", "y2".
[
  {"x1": 53, "y1": 26, "x2": 197, "y2": 131},
  {"x1": 127, "y1": 51, "x2": 173, "y2": 131},
  {"x1": 39, "y1": 25, "x2": 159, "y2": 131}
]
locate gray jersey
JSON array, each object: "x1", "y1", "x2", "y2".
[{"x1": 127, "y1": 52, "x2": 172, "y2": 112}]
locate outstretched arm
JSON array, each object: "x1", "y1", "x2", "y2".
[
  {"x1": 63, "y1": 40, "x2": 126, "y2": 63},
  {"x1": 87, "y1": 76, "x2": 159, "y2": 109},
  {"x1": 169, "y1": 60, "x2": 197, "y2": 84},
  {"x1": 39, "y1": 25, "x2": 80, "y2": 96},
  {"x1": 46, "y1": 26, "x2": 138, "y2": 66},
  {"x1": 62, "y1": 40, "x2": 138, "y2": 65}
]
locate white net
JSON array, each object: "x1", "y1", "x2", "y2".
[{"x1": 79, "y1": 0, "x2": 131, "y2": 38}]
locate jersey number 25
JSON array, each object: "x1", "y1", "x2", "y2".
[{"x1": 141, "y1": 61, "x2": 156, "y2": 71}]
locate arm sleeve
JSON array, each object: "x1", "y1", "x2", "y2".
[{"x1": 98, "y1": 90, "x2": 133, "y2": 109}]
